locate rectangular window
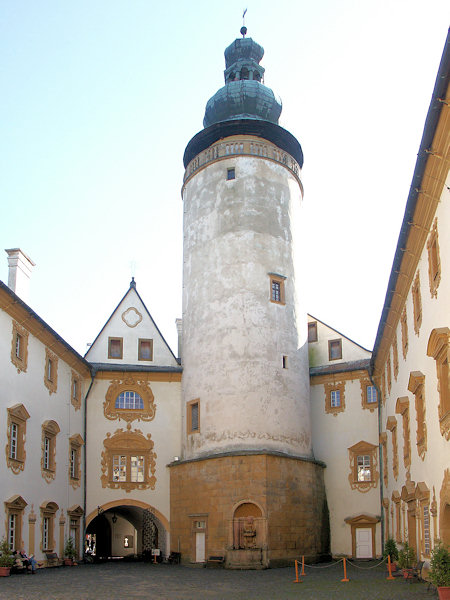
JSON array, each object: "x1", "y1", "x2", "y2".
[
  {"x1": 357, "y1": 455, "x2": 371, "y2": 481},
  {"x1": 130, "y1": 456, "x2": 144, "y2": 482},
  {"x1": 138, "y1": 339, "x2": 153, "y2": 361},
  {"x1": 227, "y1": 167, "x2": 235, "y2": 180},
  {"x1": 43, "y1": 436, "x2": 50, "y2": 470},
  {"x1": 328, "y1": 339, "x2": 342, "y2": 361},
  {"x1": 423, "y1": 505, "x2": 430, "y2": 555},
  {"x1": 10, "y1": 423, "x2": 18, "y2": 459},
  {"x1": 47, "y1": 359, "x2": 53, "y2": 382},
  {"x1": 8, "y1": 514, "x2": 16, "y2": 551},
  {"x1": 70, "y1": 448, "x2": 77, "y2": 479},
  {"x1": 367, "y1": 385, "x2": 377, "y2": 404},
  {"x1": 113, "y1": 455, "x2": 127, "y2": 482},
  {"x1": 330, "y1": 390, "x2": 340, "y2": 407},
  {"x1": 43, "y1": 517, "x2": 49, "y2": 550},
  {"x1": 15, "y1": 333, "x2": 23, "y2": 360},
  {"x1": 108, "y1": 337, "x2": 123, "y2": 359},
  {"x1": 187, "y1": 399, "x2": 200, "y2": 434},
  {"x1": 269, "y1": 274, "x2": 286, "y2": 305},
  {"x1": 282, "y1": 355, "x2": 288, "y2": 369},
  {"x1": 308, "y1": 322, "x2": 318, "y2": 342},
  {"x1": 72, "y1": 379, "x2": 78, "y2": 400}
]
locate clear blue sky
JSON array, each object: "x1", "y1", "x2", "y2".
[{"x1": 1, "y1": 1, "x2": 449, "y2": 355}]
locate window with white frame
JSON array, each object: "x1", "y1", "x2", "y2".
[
  {"x1": 43, "y1": 517, "x2": 49, "y2": 550},
  {"x1": 357, "y1": 455, "x2": 372, "y2": 481},
  {"x1": 112, "y1": 454, "x2": 144, "y2": 483},
  {"x1": 8, "y1": 513, "x2": 16, "y2": 550},
  {"x1": 10, "y1": 423, "x2": 18, "y2": 459},
  {"x1": 330, "y1": 390, "x2": 340, "y2": 407},
  {"x1": 115, "y1": 391, "x2": 144, "y2": 410},
  {"x1": 367, "y1": 385, "x2": 377, "y2": 404}
]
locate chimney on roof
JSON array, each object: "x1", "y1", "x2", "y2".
[{"x1": 5, "y1": 248, "x2": 35, "y2": 303}]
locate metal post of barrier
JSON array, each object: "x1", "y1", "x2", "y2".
[
  {"x1": 301, "y1": 555, "x2": 306, "y2": 576},
  {"x1": 293, "y1": 559, "x2": 302, "y2": 583},
  {"x1": 341, "y1": 558, "x2": 349, "y2": 582},
  {"x1": 386, "y1": 555, "x2": 395, "y2": 580}
]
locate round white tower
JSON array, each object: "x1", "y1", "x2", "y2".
[{"x1": 181, "y1": 31, "x2": 311, "y2": 460}]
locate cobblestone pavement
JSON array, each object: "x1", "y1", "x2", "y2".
[{"x1": 0, "y1": 560, "x2": 438, "y2": 600}]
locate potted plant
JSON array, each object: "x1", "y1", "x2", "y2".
[
  {"x1": 0, "y1": 538, "x2": 14, "y2": 576},
  {"x1": 64, "y1": 537, "x2": 77, "y2": 566},
  {"x1": 429, "y1": 540, "x2": 450, "y2": 600},
  {"x1": 383, "y1": 538, "x2": 399, "y2": 571},
  {"x1": 398, "y1": 541, "x2": 416, "y2": 579}
]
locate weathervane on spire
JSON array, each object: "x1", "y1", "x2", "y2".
[{"x1": 241, "y1": 8, "x2": 247, "y2": 37}]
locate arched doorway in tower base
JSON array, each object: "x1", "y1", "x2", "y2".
[{"x1": 85, "y1": 501, "x2": 169, "y2": 560}]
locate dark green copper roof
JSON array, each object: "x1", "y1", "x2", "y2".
[{"x1": 203, "y1": 34, "x2": 282, "y2": 128}]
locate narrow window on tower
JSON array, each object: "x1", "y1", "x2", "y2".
[
  {"x1": 187, "y1": 399, "x2": 200, "y2": 434},
  {"x1": 282, "y1": 355, "x2": 288, "y2": 369},
  {"x1": 269, "y1": 273, "x2": 286, "y2": 305},
  {"x1": 227, "y1": 167, "x2": 235, "y2": 180}
]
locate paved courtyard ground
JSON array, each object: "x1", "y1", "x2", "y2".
[{"x1": 0, "y1": 560, "x2": 439, "y2": 600}]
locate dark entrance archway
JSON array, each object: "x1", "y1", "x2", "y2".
[{"x1": 86, "y1": 502, "x2": 169, "y2": 559}]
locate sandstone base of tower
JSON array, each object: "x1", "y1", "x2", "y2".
[{"x1": 169, "y1": 452, "x2": 329, "y2": 568}]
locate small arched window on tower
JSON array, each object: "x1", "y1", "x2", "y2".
[
  {"x1": 228, "y1": 72, "x2": 236, "y2": 82},
  {"x1": 253, "y1": 71, "x2": 261, "y2": 82},
  {"x1": 240, "y1": 67, "x2": 249, "y2": 80}
]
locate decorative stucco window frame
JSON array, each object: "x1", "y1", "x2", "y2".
[
  {"x1": 427, "y1": 327, "x2": 450, "y2": 440},
  {"x1": 324, "y1": 381, "x2": 345, "y2": 416},
  {"x1": 386, "y1": 355, "x2": 392, "y2": 393},
  {"x1": 415, "y1": 482, "x2": 431, "y2": 557},
  {"x1": 386, "y1": 416, "x2": 399, "y2": 480},
  {"x1": 347, "y1": 440, "x2": 379, "y2": 493},
  {"x1": 401, "y1": 308, "x2": 408, "y2": 359},
  {"x1": 4, "y1": 495, "x2": 27, "y2": 550},
  {"x1": 40, "y1": 501, "x2": 58, "y2": 552},
  {"x1": 427, "y1": 218, "x2": 441, "y2": 298},
  {"x1": 71, "y1": 371, "x2": 82, "y2": 410},
  {"x1": 382, "y1": 497, "x2": 390, "y2": 540},
  {"x1": 101, "y1": 426, "x2": 157, "y2": 493},
  {"x1": 69, "y1": 434, "x2": 84, "y2": 489},
  {"x1": 392, "y1": 491, "x2": 402, "y2": 542},
  {"x1": 412, "y1": 272, "x2": 423, "y2": 335},
  {"x1": 392, "y1": 336, "x2": 399, "y2": 380},
  {"x1": 41, "y1": 420, "x2": 60, "y2": 482},
  {"x1": 67, "y1": 504, "x2": 84, "y2": 559},
  {"x1": 104, "y1": 376, "x2": 156, "y2": 423},
  {"x1": 379, "y1": 432, "x2": 388, "y2": 488},
  {"x1": 359, "y1": 378, "x2": 378, "y2": 412},
  {"x1": 408, "y1": 371, "x2": 427, "y2": 459},
  {"x1": 6, "y1": 404, "x2": 30, "y2": 474},
  {"x1": 44, "y1": 348, "x2": 58, "y2": 394},
  {"x1": 395, "y1": 397, "x2": 411, "y2": 469},
  {"x1": 10, "y1": 320, "x2": 29, "y2": 373}
]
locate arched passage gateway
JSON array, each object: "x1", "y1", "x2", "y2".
[{"x1": 86, "y1": 500, "x2": 170, "y2": 560}]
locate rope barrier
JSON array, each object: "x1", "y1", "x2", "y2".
[
  {"x1": 346, "y1": 556, "x2": 388, "y2": 570},
  {"x1": 303, "y1": 558, "x2": 344, "y2": 569}
]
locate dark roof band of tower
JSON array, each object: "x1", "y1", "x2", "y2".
[{"x1": 184, "y1": 29, "x2": 303, "y2": 168}]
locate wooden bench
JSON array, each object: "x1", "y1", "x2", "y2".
[
  {"x1": 167, "y1": 552, "x2": 181, "y2": 564},
  {"x1": 45, "y1": 552, "x2": 62, "y2": 567},
  {"x1": 206, "y1": 556, "x2": 224, "y2": 568},
  {"x1": 406, "y1": 560, "x2": 424, "y2": 583}
]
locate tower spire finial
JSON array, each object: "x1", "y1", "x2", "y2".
[{"x1": 240, "y1": 8, "x2": 247, "y2": 37}]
